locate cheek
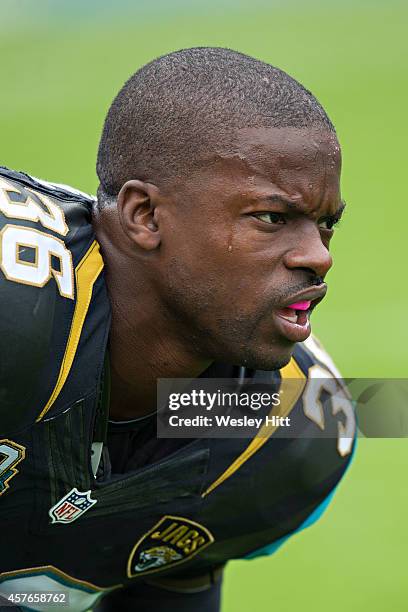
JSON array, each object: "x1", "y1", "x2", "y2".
[
  {"x1": 160, "y1": 215, "x2": 286, "y2": 311},
  {"x1": 162, "y1": 215, "x2": 232, "y2": 273}
]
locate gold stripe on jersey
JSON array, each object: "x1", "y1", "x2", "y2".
[
  {"x1": 201, "y1": 357, "x2": 306, "y2": 497},
  {"x1": 36, "y1": 241, "x2": 104, "y2": 422}
]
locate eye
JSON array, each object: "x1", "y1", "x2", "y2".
[
  {"x1": 318, "y1": 216, "x2": 341, "y2": 231},
  {"x1": 254, "y1": 212, "x2": 287, "y2": 225}
]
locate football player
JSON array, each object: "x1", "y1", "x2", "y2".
[{"x1": 0, "y1": 48, "x2": 355, "y2": 612}]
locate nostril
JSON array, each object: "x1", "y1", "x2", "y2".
[{"x1": 295, "y1": 269, "x2": 324, "y2": 285}]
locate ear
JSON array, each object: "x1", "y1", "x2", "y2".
[{"x1": 117, "y1": 180, "x2": 161, "y2": 251}]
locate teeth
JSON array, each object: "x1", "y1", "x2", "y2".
[
  {"x1": 280, "y1": 311, "x2": 298, "y2": 324},
  {"x1": 277, "y1": 307, "x2": 310, "y2": 327}
]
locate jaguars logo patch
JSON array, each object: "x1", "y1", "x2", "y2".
[{"x1": 127, "y1": 515, "x2": 214, "y2": 578}]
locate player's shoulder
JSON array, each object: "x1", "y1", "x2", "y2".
[
  {"x1": 293, "y1": 334, "x2": 343, "y2": 379},
  {"x1": 0, "y1": 167, "x2": 109, "y2": 436},
  {"x1": 0, "y1": 166, "x2": 95, "y2": 233},
  {"x1": 0, "y1": 165, "x2": 95, "y2": 203},
  {"x1": 0, "y1": 165, "x2": 98, "y2": 301}
]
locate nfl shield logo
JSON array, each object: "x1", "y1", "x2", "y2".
[{"x1": 49, "y1": 487, "x2": 97, "y2": 524}]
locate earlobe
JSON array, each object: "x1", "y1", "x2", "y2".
[{"x1": 117, "y1": 180, "x2": 161, "y2": 251}]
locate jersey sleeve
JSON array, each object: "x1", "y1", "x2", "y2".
[{"x1": 0, "y1": 167, "x2": 109, "y2": 436}]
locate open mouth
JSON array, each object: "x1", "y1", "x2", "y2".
[
  {"x1": 273, "y1": 293, "x2": 325, "y2": 342},
  {"x1": 276, "y1": 300, "x2": 311, "y2": 328}
]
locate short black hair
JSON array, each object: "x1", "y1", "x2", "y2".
[{"x1": 96, "y1": 47, "x2": 335, "y2": 204}]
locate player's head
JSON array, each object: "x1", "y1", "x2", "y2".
[{"x1": 95, "y1": 47, "x2": 343, "y2": 370}]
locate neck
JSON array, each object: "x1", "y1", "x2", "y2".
[
  {"x1": 108, "y1": 299, "x2": 211, "y2": 420},
  {"x1": 93, "y1": 210, "x2": 211, "y2": 420}
]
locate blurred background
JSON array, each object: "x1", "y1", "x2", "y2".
[{"x1": 1, "y1": 0, "x2": 407, "y2": 609}]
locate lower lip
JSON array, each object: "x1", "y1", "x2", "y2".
[{"x1": 273, "y1": 310, "x2": 311, "y2": 342}]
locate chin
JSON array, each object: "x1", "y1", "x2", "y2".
[{"x1": 232, "y1": 342, "x2": 295, "y2": 372}]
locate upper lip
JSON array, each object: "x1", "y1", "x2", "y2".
[{"x1": 281, "y1": 285, "x2": 327, "y2": 310}]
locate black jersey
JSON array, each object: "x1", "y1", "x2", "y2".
[{"x1": 0, "y1": 168, "x2": 356, "y2": 611}]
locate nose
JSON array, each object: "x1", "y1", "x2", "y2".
[{"x1": 283, "y1": 225, "x2": 333, "y2": 279}]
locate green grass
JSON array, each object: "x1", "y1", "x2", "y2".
[{"x1": 1, "y1": 2, "x2": 407, "y2": 609}]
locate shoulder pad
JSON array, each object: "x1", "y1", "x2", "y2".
[
  {"x1": 294, "y1": 335, "x2": 343, "y2": 378},
  {"x1": 0, "y1": 167, "x2": 95, "y2": 206}
]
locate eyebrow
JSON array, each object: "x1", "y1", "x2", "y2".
[{"x1": 259, "y1": 194, "x2": 346, "y2": 218}]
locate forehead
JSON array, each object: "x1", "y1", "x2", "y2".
[
  {"x1": 196, "y1": 126, "x2": 342, "y2": 217},
  {"x1": 234, "y1": 126, "x2": 341, "y2": 164}
]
